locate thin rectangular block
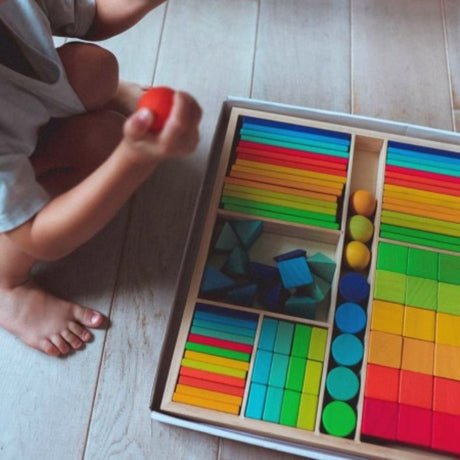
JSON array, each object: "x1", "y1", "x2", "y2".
[
  {"x1": 297, "y1": 393, "x2": 318, "y2": 431},
  {"x1": 376, "y1": 241, "x2": 408, "y2": 273},
  {"x1": 172, "y1": 391, "x2": 240, "y2": 415},
  {"x1": 407, "y1": 247, "x2": 438, "y2": 280},
  {"x1": 374, "y1": 270, "x2": 406, "y2": 304},
  {"x1": 175, "y1": 384, "x2": 243, "y2": 406},
  {"x1": 251, "y1": 349, "x2": 273, "y2": 385},
  {"x1": 268, "y1": 353, "x2": 289, "y2": 388},
  {"x1": 262, "y1": 386, "x2": 284, "y2": 423},
  {"x1": 302, "y1": 359, "x2": 323, "y2": 396},
  {"x1": 370, "y1": 300, "x2": 404, "y2": 335},
  {"x1": 178, "y1": 375, "x2": 245, "y2": 397},
  {"x1": 402, "y1": 306, "x2": 435, "y2": 342},
  {"x1": 308, "y1": 327, "x2": 328, "y2": 362},
  {"x1": 401, "y1": 337, "x2": 434, "y2": 375},
  {"x1": 405, "y1": 276, "x2": 437, "y2": 311},
  {"x1": 192, "y1": 318, "x2": 256, "y2": 338},
  {"x1": 437, "y1": 282, "x2": 460, "y2": 315},
  {"x1": 364, "y1": 364, "x2": 400, "y2": 402},
  {"x1": 193, "y1": 310, "x2": 257, "y2": 330},
  {"x1": 398, "y1": 370, "x2": 433, "y2": 410},
  {"x1": 180, "y1": 358, "x2": 246, "y2": 379},
  {"x1": 187, "y1": 333, "x2": 253, "y2": 354},
  {"x1": 258, "y1": 317, "x2": 278, "y2": 351},
  {"x1": 433, "y1": 377, "x2": 460, "y2": 416},
  {"x1": 280, "y1": 389, "x2": 302, "y2": 427},
  {"x1": 286, "y1": 356, "x2": 307, "y2": 392},
  {"x1": 291, "y1": 324, "x2": 312, "y2": 357},
  {"x1": 184, "y1": 350, "x2": 249, "y2": 371},
  {"x1": 185, "y1": 342, "x2": 250, "y2": 362},
  {"x1": 434, "y1": 343, "x2": 460, "y2": 380},
  {"x1": 245, "y1": 383, "x2": 267, "y2": 420},
  {"x1": 436, "y1": 312, "x2": 460, "y2": 347},
  {"x1": 397, "y1": 404, "x2": 432, "y2": 447},
  {"x1": 367, "y1": 331, "x2": 403, "y2": 369},
  {"x1": 180, "y1": 366, "x2": 245, "y2": 388},
  {"x1": 431, "y1": 412, "x2": 460, "y2": 455},
  {"x1": 190, "y1": 326, "x2": 255, "y2": 345},
  {"x1": 438, "y1": 253, "x2": 460, "y2": 285},
  {"x1": 361, "y1": 398, "x2": 398, "y2": 441},
  {"x1": 273, "y1": 320, "x2": 295, "y2": 355}
]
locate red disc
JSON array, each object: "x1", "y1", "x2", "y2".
[{"x1": 137, "y1": 87, "x2": 174, "y2": 133}]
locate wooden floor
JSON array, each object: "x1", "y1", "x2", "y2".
[{"x1": 1, "y1": 1, "x2": 460, "y2": 459}]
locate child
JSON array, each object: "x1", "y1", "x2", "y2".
[{"x1": 0, "y1": 0, "x2": 202, "y2": 357}]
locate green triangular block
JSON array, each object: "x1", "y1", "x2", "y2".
[
  {"x1": 227, "y1": 284, "x2": 258, "y2": 307},
  {"x1": 231, "y1": 220, "x2": 263, "y2": 249},
  {"x1": 200, "y1": 265, "x2": 236, "y2": 294},
  {"x1": 307, "y1": 252, "x2": 336, "y2": 282},
  {"x1": 285, "y1": 295, "x2": 317, "y2": 319},
  {"x1": 214, "y1": 222, "x2": 239, "y2": 252},
  {"x1": 223, "y1": 245, "x2": 249, "y2": 276},
  {"x1": 300, "y1": 274, "x2": 331, "y2": 302}
]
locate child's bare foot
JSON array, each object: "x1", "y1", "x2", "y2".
[
  {"x1": 106, "y1": 80, "x2": 149, "y2": 116},
  {"x1": 0, "y1": 280, "x2": 104, "y2": 357}
]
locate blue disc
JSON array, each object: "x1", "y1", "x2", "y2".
[
  {"x1": 338, "y1": 272, "x2": 370, "y2": 302},
  {"x1": 335, "y1": 302, "x2": 367, "y2": 334},
  {"x1": 331, "y1": 333, "x2": 364, "y2": 366}
]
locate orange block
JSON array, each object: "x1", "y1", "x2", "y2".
[
  {"x1": 434, "y1": 343, "x2": 460, "y2": 381},
  {"x1": 180, "y1": 366, "x2": 245, "y2": 388},
  {"x1": 368, "y1": 331, "x2": 403, "y2": 369},
  {"x1": 399, "y1": 370, "x2": 433, "y2": 409},
  {"x1": 433, "y1": 377, "x2": 460, "y2": 416},
  {"x1": 401, "y1": 338, "x2": 434, "y2": 375},
  {"x1": 364, "y1": 364, "x2": 400, "y2": 402},
  {"x1": 178, "y1": 375, "x2": 245, "y2": 397}
]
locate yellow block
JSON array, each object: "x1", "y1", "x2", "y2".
[
  {"x1": 403, "y1": 306, "x2": 436, "y2": 342},
  {"x1": 175, "y1": 384, "x2": 243, "y2": 406},
  {"x1": 384, "y1": 187, "x2": 460, "y2": 211},
  {"x1": 172, "y1": 392, "x2": 240, "y2": 415},
  {"x1": 384, "y1": 183, "x2": 460, "y2": 206},
  {"x1": 384, "y1": 195, "x2": 460, "y2": 219},
  {"x1": 434, "y1": 343, "x2": 460, "y2": 381},
  {"x1": 181, "y1": 358, "x2": 247, "y2": 379},
  {"x1": 302, "y1": 360, "x2": 323, "y2": 396},
  {"x1": 401, "y1": 337, "x2": 434, "y2": 375},
  {"x1": 367, "y1": 331, "x2": 403, "y2": 369},
  {"x1": 436, "y1": 313, "x2": 460, "y2": 347},
  {"x1": 297, "y1": 393, "x2": 318, "y2": 431},
  {"x1": 370, "y1": 300, "x2": 404, "y2": 335},
  {"x1": 382, "y1": 200, "x2": 460, "y2": 224},
  {"x1": 184, "y1": 350, "x2": 250, "y2": 371}
]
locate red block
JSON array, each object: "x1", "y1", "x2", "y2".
[
  {"x1": 397, "y1": 404, "x2": 432, "y2": 447},
  {"x1": 433, "y1": 377, "x2": 460, "y2": 416},
  {"x1": 361, "y1": 398, "x2": 398, "y2": 440},
  {"x1": 187, "y1": 333, "x2": 253, "y2": 354},
  {"x1": 180, "y1": 366, "x2": 245, "y2": 388},
  {"x1": 399, "y1": 370, "x2": 433, "y2": 409},
  {"x1": 386, "y1": 164, "x2": 460, "y2": 185},
  {"x1": 431, "y1": 412, "x2": 460, "y2": 455},
  {"x1": 385, "y1": 175, "x2": 460, "y2": 197},
  {"x1": 364, "y1": 364, "x2": 400, "y2": 402}
]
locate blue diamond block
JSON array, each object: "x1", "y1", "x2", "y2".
[
  {"x1": 307, "y1": 252, "x2": 336, "y2": 283},
  {"x1": 200, "y1": 265, "x2": 236, "y2": 294},
  {"x1": 277, "y1": 257, "x2": 313, "y2": 289},
  {"x1": 223, "y1": 245, "x2": 249, "y2": 276},
  {"x1": 273, "y1": 249, "x2": 307, "y2": 262},
  {"x1": 285, "y1": 295, "x2": 317, "y2": 319},
  {"x1": 214, "y1": 222, "x2": 239, "y2": 252},
  {"x1": 227, "y1": 284, "x2": 258, "y2": 307},
  {"x1": 231, "y1": 220, "x2": 263, "y2": 249}
]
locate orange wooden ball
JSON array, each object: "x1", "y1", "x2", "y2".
[
  {"x1": 137, "y1": 87, "x2": 175, "y2": 133},
  {"x1": 350, "y1": 190, "x2": 376, "y2": 217}
]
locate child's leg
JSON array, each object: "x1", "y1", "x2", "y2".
[{"x1": 0, "y1": 43, "x2": 141, "y2": 357}]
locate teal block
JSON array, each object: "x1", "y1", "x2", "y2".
[
  {"x1": 406, "y1": 276, "x2": 437, "y2": 310},
  {"x1": 252, "y1": 350, "x2": 273, "y2": 385},
  {"x1": 262, "y1": 386, "x2": 284, "y2": 423},
  {"x1": 437, "y1": 282, "x2": 460, "y2": 315},
  {"x1": 200, "y1": 265, "x2": 236, "y2": 293},
  {"x1": 407, "y1": 247, "x2": 438, "y2": 280},
  {"x1": 214, "y1": 222, "x2": 239, "y2": 251},
  {"x1": 258, "y1": 317, "x2": 278, "y2": 351},
  {"x1": 226, "y1": 283, "x2": 258, "y2": 307},
  {"x1": 268, "y1": 353, "x2": 289, "y2": 388},
  {"x1": 245, "y1": 383, "x2": 267, "y2": 420},
  {"x1": 285, "y1": 296, "x2": 317, "y2": 319},
  {"x1": 274, "y1": 321, "x2": 294, "y2": 355},
  {"x1": 278, "y1": 257, "x2": 313, "y2": 289},
  {"x1": 438, "y1": 253, "x2": 460, "y2": 285},
  {"x1": 374, "y1": 270, "x2": 406, "y2": 304},
  {"x1": 307, "y1": 252, "x2": 336, "y2": 282},
  {"x1": 376, "y1": 242, "x2": 408, "y2": 274},
  {"x1": 192, "y1": 319, "x2": 256, "y2": 338},
  {"x1": 305, "y1": 274, "x2": 331, "y2": 301},
  {"x1": 231, "y1": 220, "x2": 263, "y2": 249},
  {"x1": 223, "y1": 245, "x2": 249, "y2": 276}
]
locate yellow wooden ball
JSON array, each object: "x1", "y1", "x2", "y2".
[
  {"x1": 350, "y1": 190, "x2": 376, "y2": 217},
  {"x1": 345, "y1": 241, "x2": 371, "y2": 271}
]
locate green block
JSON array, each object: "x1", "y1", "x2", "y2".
[
  {"x1": 297, "y1": 393, "x2": 318, "y2": 431},
  {"x1": 377, "y1": 242, "x2": 408, "y2": 274},
  {"x1": 291, "y1": 324, "x2": 312, "y2": 357},
  {"x1": 439, "y1": 253, "x2": 460, "y2": 285},
  {"x1": 438, "y1": 282, "x2": 460, "y2": 315},
  {"x1": 406, "y1": 276, "x2": 437, "y2": 311},
  {"x1": 286, "y1": 356, "x2": 307, "y2": 392},
  {"x1": 262, "y1": 386, "x2": 284, "y2": 423},
  {"x1": 407, "y1": 247, "x2": 438, "y2": 280},
  {"x1": 302, "y1": 359, "x2": 323, "y2": 395},
  {"x1": 374, "y1": 270, "x2": 406, "y2": 304},
  {"x1": 308, "y1": 328, "x2": 328, "y2": 362},
  {"x1": 280, "y1": 389, "x2": 302, "y2": 427},
  {"x1": 184, "y1": 342, "x2": 250, "y2": 361}
]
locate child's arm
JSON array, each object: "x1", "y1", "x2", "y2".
[
  {"x1": 5, "y1": 92, "x2": 202, "y2": 261},
  {"x1": 85, "y1": 0, "x2": 166, "y2": 40}
]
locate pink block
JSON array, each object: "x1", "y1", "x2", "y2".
[
  {"x1": 361, "y1": 398, "x2": 398, "y2": 441},
  {"x1": 431, "y1": 412, "x2": 460, "y2": 455},
  {"x1": 397, "y1": 405, "x2": 432, "y2": 447}
]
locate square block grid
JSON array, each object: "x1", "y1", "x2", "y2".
[
  {"x1": 246, "y1": 318, "x2": 328, "y2": 431},
  {"x1": 363, "y1": 244, "x2": 460, "y2": 455}
]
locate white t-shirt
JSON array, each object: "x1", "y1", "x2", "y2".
[{"x1": 0, "y1": 0, "x2": 95, "y2": 232}]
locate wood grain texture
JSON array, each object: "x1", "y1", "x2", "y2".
[
  {"x1": 352, "y1": 0, "x2": 453, "y2": 129},
  {"x1": 253, "y1": 0, "x2": 351, "y2": 111}
]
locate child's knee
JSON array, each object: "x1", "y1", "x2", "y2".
[{"x1": 58, "y1": 42, "x2": 119, "y2": 111}]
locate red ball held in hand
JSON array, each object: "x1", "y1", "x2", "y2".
[{"x1": 137, "y1": 87, "x2": 175, "y2": 133}]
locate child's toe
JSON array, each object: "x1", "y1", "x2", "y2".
[
  {"x1": 62, "y1": 329, "x2": 83, "y2": 350},
  {"x1": 50, "y1": 334, "x2": 70, "y2": 355},
  {"x1": 40, "y1": 339, "x2": 60, "y2": 357},
  {"x1": 69, "y1": 321, "x2": 92, "y2": 342},
  {"x1": 72, "y1": 305, "x2": 104, "y2": 328}
]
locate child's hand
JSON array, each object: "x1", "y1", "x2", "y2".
[{"x1": 121, "y1": 91, "x2": 202, "y2": 164}]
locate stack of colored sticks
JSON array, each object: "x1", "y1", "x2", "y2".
[
  {"x1": 380, "y1": 141, "x2": 460, "y2": 253},
  {"x1": 220, "y1": 116, "x2": 351, "y2": 230}
]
